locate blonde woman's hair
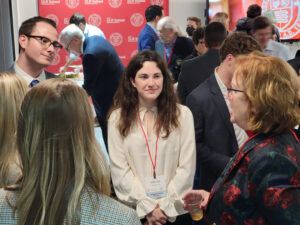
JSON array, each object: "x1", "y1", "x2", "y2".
[
  {"x1": 234, "y1": 51, "x2": 300, "y2": 133},
  {"x1": 16, "y1": 78, "x2": 110, "y2": 225},
  {"x1": 0, "y1": 72, "x2": 28, "y2": 187}
]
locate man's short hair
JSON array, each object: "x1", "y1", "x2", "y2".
[
  {"x1": 252, "y1": 16, "x2": 272, "y2": 32},
  {"x1": 19, "y1": 16, "x2": 56, "y2": 37},
  {"x1": 204, "y1": 22, "x2": 227, "y2": 48},
  {"x1": 192, "y1": 27, "x2": 205, "y2": 45},
  {"x1": 187, "y1": 16, "x2": 201, "y2": 27},
  {"x1": 211, "y1": 12, "x2": 229, "y2": 25},
  {"x1": 247, "y1": 4, "x2": 262, "y2": 18},
  {"x1": 220, "y1": 32, "x2": 262, "y2": 62},
  {"x1": 145, "y1": 5, "x2": 163, "y2": 22},
  {"x1": 69, "y1": 13, "x2": 86, "y2": 26}
]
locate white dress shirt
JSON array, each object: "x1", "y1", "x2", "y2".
[
  {"x1": 14, "y1": 62, "x2": 46, "y2": 87},
  {"x1": 264, "y1": 40, "x2": 293, "y2": 61},
  {"x1": 215, "y1": 69, "x2": 248, "y2": 147},
  {"x1": 108, "y1": 104, "x2": 196, "y2": 220}
]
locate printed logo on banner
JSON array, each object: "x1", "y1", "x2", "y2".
[
  {"x1": 51, "y1": 54, "x2": 60, "y2": 66},
  {"x1": 150, "y1": 0, "x2": 164, "y2": 6},
  {"x1": 130, "y1": 13, "x2": 144, "y2": 27},
  {"x1": 85, "y1": 0, "x2": 103, "y2": 4},
  {"x1": 131, "y1": 49, "x2": 138, "y2": 58},
  {"x1": 128, "y1": 36, "x2": 138, "y2": 42},
  {"x1": 262, "y1": 0, "x2": 300, "y2": 39},
  {"x1": 109, "y1": 0, "x2": 122, "y2": 8},
  {"x1": 127, "y1": 0, "x2": 146, "y2": 3},
  {"x1": 41, "y1": 0, "x2": 60, "y2": 5},
  {"x1": 109, "y1": 33, "x2": 123, "y2": 46},
  {"x1": 88, "y1": 14, "x2": 102, "y2": 26},
  {"x1": 46, "y1": 14, "x2": 59, "y2": 26},
  {"x1": 107, "y1": 17, "x2": 126, "y2": 24},
  {"x1": 65, "y1": 0, "x2": 79, "y2": 9}
]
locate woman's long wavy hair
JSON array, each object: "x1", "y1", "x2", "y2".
[
  {"x1": 110, "y1": 50, "x2": 180, "y2": 137},
  {"x1": 16, "y1": 78, "x2": 110, "y2": 225},
  {"x1": 0, "y1": 72, "x2": 27, "y2": 187}
]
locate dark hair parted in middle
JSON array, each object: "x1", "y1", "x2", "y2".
[{"x1": 110, "y1": 50, "x2": 179, "y2": 138}]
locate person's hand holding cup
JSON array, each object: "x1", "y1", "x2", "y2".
[{"x1": 183, "y1": 190, "x2": 210, "y2": 221}]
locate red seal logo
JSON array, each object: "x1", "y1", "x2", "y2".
[
  {"x1": 109, "y1": 0, "x2": 122, "y2": 8},
  {"x1": 262, "y1": 0, "x2": 300, "y2": 39},
  {"x1": 88, "y1": 14, "x2": 102, "y2": 26},
  {"x1": 150, "y1": 0, "x2": 164, "y2": 6},
  {"x1": 65, "y1": 0, "x2": 80, "y2": 9},
  {"x1": 46, "y1": 14, "x2": 59, "y2": 26},
  {"x1": 130, "y1": 13, "x2": 144, "y2": 27},
  {"x1": 109, "y1": 33, "x2": 123, "y2": 46}
]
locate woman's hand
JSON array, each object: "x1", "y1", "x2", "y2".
[
  {"x1": 146, "y1": 205, "x2": 168, "y2": 225},
  {"x1": 183, "y1": 189, "x2": 210, "y2": 210}
]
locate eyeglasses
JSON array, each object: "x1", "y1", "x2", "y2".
[
  {"x1": 227, "y1": 87, "x2": 244, "y2": 94},
  {"x1": 25, "y1": 34, "x2": 63, "y2": 50}
]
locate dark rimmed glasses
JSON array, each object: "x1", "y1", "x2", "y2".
[{"x1": 25, "y1": 34, "x2": 63, "y2": 51}]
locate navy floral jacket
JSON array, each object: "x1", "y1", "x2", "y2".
[{"x1": 206, "y1": 130, "x2": 300, "y2": 225}]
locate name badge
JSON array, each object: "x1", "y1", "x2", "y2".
[{"x1": 145, "y1": 176, "x2": 167, "y2": 199}]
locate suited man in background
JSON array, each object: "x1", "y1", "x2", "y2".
[
  {"x1": 138, "y1": 4, "x2": 163, "y2": 51},
  {"x1": 59, "y1": 24, "x2": 124, "y2": 147},
  {"x1": 177, "y1": 22, "x2": 227, "y2": 104},
  {"x1": 186, "y1": 32, "x2": 261, "y2": 191},
  {"x1": 11, "y1": 16, "x2": 62, "y2": 87}
]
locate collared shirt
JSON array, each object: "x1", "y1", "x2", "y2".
[
  {"x1": 108, "y1": 104, "x2": 196, "y2": 220},
  {"x1": 164, "y1": 39, "x2": 176, "y2": 62},
  {"x1": 215, "y1": 68, "x2": 248, "y2": 148},
  {"x1": 14, "y1": 62, "x2": 46, "y2": 87},
  {"x1": 147, "y1": 22, "x2": 157, "y2": 34},
  {"x1": 264, "y1": 39, "x2": 293, "y2": 61}
]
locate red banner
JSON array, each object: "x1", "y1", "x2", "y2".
[
  {"x1": 208, "y1": 0, "x2": 300, "y2": 41},
  {"x1": 38, "y1": 0, "x2": 169, "y2": 73}
]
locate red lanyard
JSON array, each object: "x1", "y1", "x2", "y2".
[{"x1": 138, "y1": 111, "x2": 159, "y2": 179}]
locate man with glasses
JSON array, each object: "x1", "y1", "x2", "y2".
[
  {"x1": 186, "y1": 33, "x2": 261, "y2": 203},
  {"x1": 12, "y1": 16, "x2": 62, "y2": 87}
]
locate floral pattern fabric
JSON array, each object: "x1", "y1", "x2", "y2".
[{"x1": 207, "y1": 130, "x2": 300, "y2": 225}]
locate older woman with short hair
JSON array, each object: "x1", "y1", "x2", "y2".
[
  {"x1": 184, "y1": 52, "x2": 300, "y2": 224},
  {"x1": 155, "y1": 16, "x2": 194, "y2": 82}
]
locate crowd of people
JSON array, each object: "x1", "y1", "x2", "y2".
[{"x1": 0, "y1": 3, "x2": 300, "y2": 225}]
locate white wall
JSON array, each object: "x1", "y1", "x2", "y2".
[
  {"x1": 169, "y1": 0, "x2": 206, "y2": 36},
  {"x1": 11, "y1": 0, "x2": 38, "y2": 57}
]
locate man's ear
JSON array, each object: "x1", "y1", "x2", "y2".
[{"x1": 19, "y1": 35, "x2": 28, "y2": 49}]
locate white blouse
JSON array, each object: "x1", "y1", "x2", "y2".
[{"x1": 108, "y1": 104, "x2": 196, "y2": 220}]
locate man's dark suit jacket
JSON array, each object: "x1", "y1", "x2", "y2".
[
  {"x1": 156, "y1": 36, "x2": 194, "y2": 82},
  {"x1": 138, "y1": 23, "x2": 158, "y2": 51},
  {"x1": 82, "y1": 36, "x2": 124, "y2": 145},
  {"x1": 186, "y1": 74, "x2": 238, "y2": 191},
  {"x1": 177, "y1": 48, "x2": 220, "y2": 105},
  {"x1": 288, "y1": 57, "x2": 300, "y2": 75}
]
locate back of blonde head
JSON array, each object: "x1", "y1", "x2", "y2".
[
  {"x1": 16, "y1": 78, "x2": 110, "y2": 225},
  {"x1": 0, "y1": 72, "x2": 28, "y2": 187},
  {"x1": 234, "y1": 52, "x2": 300, "y2": 133}
]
